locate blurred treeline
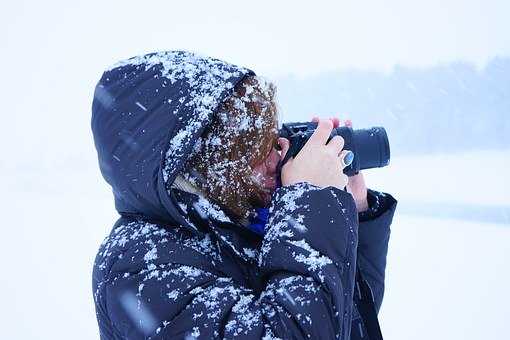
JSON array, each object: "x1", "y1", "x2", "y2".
[{"x1": 276, "y1": 58, "x2": 510, "y2": 156}]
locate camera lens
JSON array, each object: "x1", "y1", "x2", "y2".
[{"x1": 354, "y1": 127, "x2": 390, "y2": 170}]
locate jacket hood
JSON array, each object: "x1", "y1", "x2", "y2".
[{"x1": 91, "y1": 50, "x2": 254, "y2": 228}]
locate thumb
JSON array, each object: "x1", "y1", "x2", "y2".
[{"x1": 278, "y1": 137, "x2": 290, "y2": 162}]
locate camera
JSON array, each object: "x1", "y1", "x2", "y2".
[{"x1": 278, "y1": 122, "x2": 391, "y2": 176}]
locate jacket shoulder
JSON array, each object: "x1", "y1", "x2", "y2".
[{"x1": 93, "y1": 219, "x2": 224, "y2": 285}]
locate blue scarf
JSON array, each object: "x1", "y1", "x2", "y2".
[
  {"x1": 247, "y1": 207, "x2": 269, "y2": 236},
  {"x1": 247, "y1": 164, "x2": 282, "y2": 236},
  {"x1": 248, "y1": 208, "x2": 269, "y2": 236}
]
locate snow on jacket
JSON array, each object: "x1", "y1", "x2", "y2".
[{"x1": 91, "y1": 50, "x2": 398, "y2": 339}]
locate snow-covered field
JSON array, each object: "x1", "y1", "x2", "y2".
[
  {"x1": 1, "y1": 149, "x2": 508, "y2": 339},
  {"x1": 382, "y1": 215, "x2": 509, "y2": 339}
]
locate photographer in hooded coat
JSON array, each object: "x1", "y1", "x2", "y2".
[{"x1": 91, "y1": 51, "x2": 397, "y2": 339}]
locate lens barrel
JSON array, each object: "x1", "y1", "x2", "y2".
[{"x1": 353, "y1": 127, "x2": 390, "y2": 171}]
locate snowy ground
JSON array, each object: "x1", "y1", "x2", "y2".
[
  {"x1": 366, "y1": 149, "x2": 510, "y2": 339},
  {"x1": 381, "y1": 215, "x2": 510, "y2": 339},
  {"x1": 1, "y1": 149, "x2": 508, "y2": 339}
]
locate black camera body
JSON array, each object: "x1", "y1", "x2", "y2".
[{"x1": 278, "y1": 122, "x2": 391, "y2": 177}]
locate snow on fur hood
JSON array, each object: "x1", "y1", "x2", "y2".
[{"x1": 91, "y1": 50, "x2": 254, "y2": 227}]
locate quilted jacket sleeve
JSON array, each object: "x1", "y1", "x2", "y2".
[
  {"x1": 96, "y1": 182, "x2": 361, "y2": 339},
  {"x1": 357, "y1": 189, "x2": 398, "y2": 313}
]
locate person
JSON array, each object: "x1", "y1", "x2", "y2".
[{"x1": 91, "y1": 50, "x2": 397, "y2": 339}]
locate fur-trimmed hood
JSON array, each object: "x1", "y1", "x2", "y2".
[{"x1": 91, "y1": 51, "x2": 254, "y2": 227}]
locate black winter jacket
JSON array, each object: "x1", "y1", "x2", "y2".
[{"x1": 91, "y1": 51, "x2": 397, "y2": 339}]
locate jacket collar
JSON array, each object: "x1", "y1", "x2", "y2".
[{"x1": 170, "y1": 179, "x2": 262, "y2": 264}]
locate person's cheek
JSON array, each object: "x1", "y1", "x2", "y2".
[{"x1": 266, "y1": 149, "x2": 280, "y2": 173}]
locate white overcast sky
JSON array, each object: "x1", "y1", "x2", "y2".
[
  {"x1": 1, "y1": 0, "x2": 509, "y2": 157},
  {"x1": 2, "y1": 0, "x2": 510, "y2": 77}
]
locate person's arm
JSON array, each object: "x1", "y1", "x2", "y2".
[
  {"x1": 101, "y1": 182, "x2": 359, "y2": 339},
  {"x1": 356, "y1": 189, "x2": 398, "y2": 312}
]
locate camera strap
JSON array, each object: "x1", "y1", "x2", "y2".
[{"x1": 354, "y1": 267, "x2": 384, "y2": 340}]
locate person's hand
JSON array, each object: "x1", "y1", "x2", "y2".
[
  {"x1": 277, "y1": 118, "x2": 352, "y2": 190},
  {"x1": 310, "y1": 117, "x2": 369, "y2": 212},
  {"x1": 342, "y1": 118, "x2": 369, "y2": 212},
  {"x1": 343, "y1": 119, "x2": 369, "y2": 212}
]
